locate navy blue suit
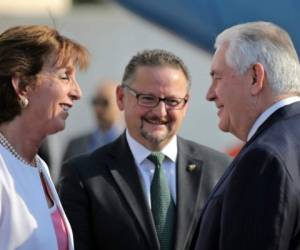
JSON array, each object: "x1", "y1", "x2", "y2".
[{"x1": 194, "y1": 102, "x2": 300, "y2": 250}]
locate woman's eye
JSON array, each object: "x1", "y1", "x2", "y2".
[{"x1": 60, "y1": 74, "x2": 69, "y2": 80}]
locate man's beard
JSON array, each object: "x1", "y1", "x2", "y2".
[{"x1": 140, "y1": 119, "x2": 170, "y2": 145}]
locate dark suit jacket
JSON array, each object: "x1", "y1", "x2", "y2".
[
  {"x1": 194, "y1": 102, "x2": 300, "y2": 250},
  {"x1": 58, "y1": 134, "x2": 231, "y2": 250}
]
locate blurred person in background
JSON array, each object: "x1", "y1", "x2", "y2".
[
  {"x1": 58, "y1": 49, "x2": 231, "y2": 250},
  {"x1": 193, "y1": 21, "x2": 300, "y2": 250},
  {"x1": 0, "y1": 25, "x2": 89, "y2": 250},
  {"x1": 60, "y1": 80, "x2": 123, "y2": 168}
]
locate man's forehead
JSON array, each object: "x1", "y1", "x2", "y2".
[{"x1": 211, "y1": 45, "x2": 229, "y2": 71}]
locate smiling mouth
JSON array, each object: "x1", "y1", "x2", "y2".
[
  {"x1": 60, "y1": 104, "x2": 71, "y2": 112},
  {"x1": 143, "y1": 117, "x2": 168, "y2": 126},
  {"x1": 216, "y1": 106, "x2": 223, "y2": 116}
]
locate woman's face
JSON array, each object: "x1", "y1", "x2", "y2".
[{"x1": 24, "y1": 55, "x2": 82, "y2": 135}]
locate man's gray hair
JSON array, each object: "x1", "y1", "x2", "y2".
[
  {"x1": 122, "y1": 49, "x2": 191, "y2": 90},
  {"x1": 215, "y1": 21, "x2": 300, "y2": 95}
]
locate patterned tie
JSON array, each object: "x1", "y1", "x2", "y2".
[{"x1": 148, "y1": 152, "x2": 175, "y2": 250}]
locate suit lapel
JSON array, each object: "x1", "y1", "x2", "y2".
[
  {"x1": 107, "y1": 134, "x2": 159, "y2": 249},
  {"x1": 248, "y1": 102, "x2": 300, "y2": 144},
  {"x1": 174, "y1": 138, "x2": 203, "y2": 249}
]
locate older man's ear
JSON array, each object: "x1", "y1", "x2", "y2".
[{"x1": 250, "y1": 63, "x2": 265, "y2": 96}]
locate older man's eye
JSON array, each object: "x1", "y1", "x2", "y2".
[{"x1": 213, "y1": 74, "x2": 223, "y2": 81}]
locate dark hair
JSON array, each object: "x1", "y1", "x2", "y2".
[
  {"x1": 0, "y1": 25, "x2": 89, "y2": 123},
  {"x1": 122, "y1": 49, "x2": 191, "y2": 88}
]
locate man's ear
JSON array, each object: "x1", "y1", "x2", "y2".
[
  {"x1": 250, "y1": 63, "x2": 265, "y2": 96},
  {"x1": 182, "y1": 94, "x2": 190, "y2": 116},
  {"x1": 116, "y1": 85, "x2": 125, "y2": 111}
]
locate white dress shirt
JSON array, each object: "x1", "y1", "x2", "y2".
[
  {"x1": 126, "y1": 130, "x2": 177, "y2": 207},
  {"x1": 247, "y1": 96, "x2": 300, "y2": 141}
]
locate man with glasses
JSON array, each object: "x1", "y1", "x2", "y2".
[{"x1": 58, "y1": 49, "x2": 231, "y2": 250}]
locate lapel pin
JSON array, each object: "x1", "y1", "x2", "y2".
[{"x1": 186, "y1": 164, "x2": 197, "y2": 172}]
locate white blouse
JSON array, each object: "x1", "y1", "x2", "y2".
[{"x1": 0, "y1": 145, "x2": 74, "y2": 250}]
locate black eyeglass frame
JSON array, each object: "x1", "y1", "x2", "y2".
[{"x1": 122, "y1": 84, "x2": 188, "y2": 110}]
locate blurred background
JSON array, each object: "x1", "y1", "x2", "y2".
[{"x1": 2, "y1": 0, "x2": 297, "y2": 181}]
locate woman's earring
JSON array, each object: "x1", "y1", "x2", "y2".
[{"x1": 19, "y1": 96, "x2": 29, "y2": 108}]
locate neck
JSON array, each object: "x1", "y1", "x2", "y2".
[{"x1": 0, "y1": 124, "x2": 40, "y2": 164}]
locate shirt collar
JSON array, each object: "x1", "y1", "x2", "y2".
[
  {"x1": 247, "y1": 96, "x2": 300, "y2": 141},
  {"x1": 125, "y1": 129, "x2": 177, "y2": 164}
]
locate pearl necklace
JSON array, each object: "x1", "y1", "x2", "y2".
[{"x1": 0, "y1": 132, "x2": 40, "y2": 171}]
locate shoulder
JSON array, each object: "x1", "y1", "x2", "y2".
[{"x1": 250, "y1": 118, "x2": 300, "y2": 163}]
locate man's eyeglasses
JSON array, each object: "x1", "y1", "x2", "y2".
[{"x1": 122, "y1": 84, "x2": 188, "y2": 110}]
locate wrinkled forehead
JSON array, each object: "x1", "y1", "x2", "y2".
[{"x1": 211, "y1": 44, "x2": 229, "y2": 69}]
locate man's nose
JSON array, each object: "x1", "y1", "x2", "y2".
[
  {"x1": 206, "y1": 83, "x2": 216, "y2": 101},
  {"x1": 152, "y1": 100, "x2": 168, "y2": 116}
]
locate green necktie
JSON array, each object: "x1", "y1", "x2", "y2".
[{"x1": 148, "y1": 152, "x2": 175, "y2": 250}]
